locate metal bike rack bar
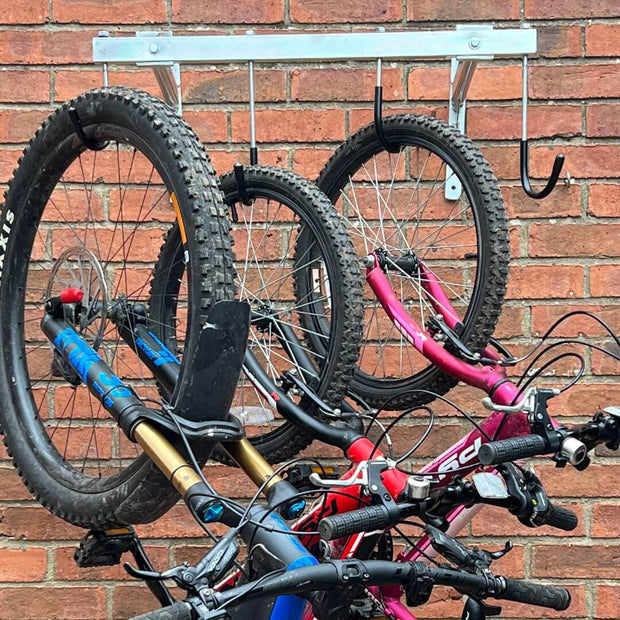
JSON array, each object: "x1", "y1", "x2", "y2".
[
  {"x1": 93, "y1": 25, "x2": 537, "y2": 200},
  {"x1": 93, "y1": 27, "x2": 536, "y2": 64}
]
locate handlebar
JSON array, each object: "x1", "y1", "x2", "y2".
[
  {"x1": 478, "y1": 434, "x2": 547, "y2": 466},
  {"x1": 205, "y1": 559, "x2": 571, "y2": 613},
  {"x1": 319, "y1": 503, "x2": 415, "y2": 540},
  {"x1": 500, "y1": 575, "x2": 570, "y2": 610},
  {"x1": 542, "y1": 503, "x2": 579, "y2": 532},
  {"x1": 318, "y1": 468, "x2": 579, "y2": 541},
  {"x1": 479, "y1": 410, "x2": 619, "y2": 467}
]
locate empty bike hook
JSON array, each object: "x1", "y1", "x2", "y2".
[
  {"x1": 68, "y1": 107, "x2": 109, "y2": 151},
  {"x1": 520, "y1": 55, "x2": 566, "y2": 199}
]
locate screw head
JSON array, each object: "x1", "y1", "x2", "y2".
[
  {"x1": 149, "y1": 43, "x2": 159, "y2": 54},
  {"x1": 469, "y1": 37, "x2": 481, "y2": 50}
]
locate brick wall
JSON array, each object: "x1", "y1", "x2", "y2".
[{"x1": 0, "y1": 1, "x2": 618, "y2": 619}]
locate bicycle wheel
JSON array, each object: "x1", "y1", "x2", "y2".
[
  {"x1": 150, "y1": 165, "x2": 363, "y2": 463},
  {"x1": 0, "y1": 87, "x2": 234, "y2": 528},
  {"x1": 317, "y1": 114, "x2": 509, "y2": 409}
]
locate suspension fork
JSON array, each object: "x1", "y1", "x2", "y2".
[{"x1": 40, "y1": 310, "x2": 303, "y2": 522}]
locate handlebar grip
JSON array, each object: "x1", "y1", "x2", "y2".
[
  {"x1": 543, "y1": 503, "x2": 579, "y2": 532},
  {"x1": 501, "y1": 577, "x2": 571, "y2": 611},
  {"x1": 478, "y1": 435, "x2": 547, "y2": 465},
  {"x1": 129, "y1": 602, "x2": 193, "y2": 620},
  {"x1": 319, "y1": 504, "x2": 391, "y2": 540}
]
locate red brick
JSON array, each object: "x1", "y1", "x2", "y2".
[
  {"x1": 0, "y1": 1, "x2": 47, "y2": 24},
  {"x1": 537, "y1": 25, "x2": 582, "y2": 59},
  {"x1": 172, "y1": 0, "x2": 284, "y2": 23},
  {"x1": 179, "y1": 110, "x2": 228, "y2": 143},
  {"x1": 480, "y1": 145, "x2": 520, "y2": 180},
  {"x1": 509, "y1": 225, "x2": 521, "y2": 258},
  {"x1": 592, "y1": 347, "x2": 620, "y2": 376},
  {"x1": 502, "y1": 184, "x2": 581, "y2": 219},
  {"x1": 531, "y1": 144, "x2": 620, "y2": 180},
  {"x1": 0, "y1": 109, "x2": 51, "y2": 143},
  {"x1": 494, "y1": 304, "x2": 526, "y2": 339},
  {"x1": 291, "y1": 67, "x2": 403, "y2": 102},
  {"x1": 531, "y1": 64, "x2": 620, "y2": 100},
  {"x1": 231, "y1": 109, "x2": 345, "y2": 143},
  {"x1": 407, "y1": 0, "x2": 518, "y2": 20},
  {"x1": 588, "y1": 183, "x2": 620, "y2": 218},
  {"x1": 134, "y1": 504, "x2": 210, "y2": 539},
  {"x1": 409, "y1": 65, "x2": 521, "y2": 101},
  {"x1": 183, "y1": 69, "x2": 286, "y2": 103},
  {"x1": 468, "y1": 104, "x2": 581, "y2": 140},
  {"x1": 592, "y1": 503, "x2": 620, "y2": 538},
  {"x1": 586, "y1": 24, "x2": 620, "y2": 57},
  {"x1": 290, "y1": 0, "x2": 402, "y2": 23},
  {"x1": 0, "y1": 587, "x2": 106, "y2": 620},
  {"x1": 595, "y1": 584, "x2": 620, "y2": 618},
  {"x1": 0, "y1": 468, "x2": 36, "y2": 501},
  {"x1": 53, "y1": 0, "x2": 167, "y2": 23},
  {"x1": 54, "y1": 69, "x2": 159, "y2": 102},
  {"x1": 54, "y1": 545, "x2": 169, "y2": 580},
  {"x1": 507, "y1": 265, "x2": 584, "y2": 300},
  {"x1": 207, "y1": 465, "x2": 260, "y2": 498},
  {"x1": 590, "y1": 264, "x2": 619, "y2": 298},
  {"x1": 530, "y1": 223, "x2": 620, "y2": 258},
  {"x1": 0, "y1": 29, "x2": 96, "y2": 65},
  {"x1": 348, "y1": 105, "x2": 447, "y2": 133},
  {"x1": 209, "y1": 148, "x2": 288, "y2": 174},
  {"x1": 537, "y1": 464, "x2": 620, "y2": 498},
  {"x1": 587, "y1": 103, "x2": 620, "y2": 138},
  {"x1": 0, "y1": 70, "x2": 48, "y2": 102},
  {"x1": 548, "y1": 383, "x2": 620, "y2": 417},
  {"x1": 0, "y1": 506, "x2": 84, "y2": 540},
  {"x1": 292, "y1": 147, "x2": 335, "y2": 179},
  {"x1": 531, "y1": 304, "x2": 620, "y2": 338},
  {"x1": 534, "y1": 544, "x2": 620, "y2": 578},
  {"x1": 0, "y1": 548, "x2": 47, "y2": 581},
  {"x1": 526, "y1": 0, "x2": 620, "y2": 18}
]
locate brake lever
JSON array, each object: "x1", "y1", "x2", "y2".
[
  {"x1": 309, "y1": 460, "x2": 369, "y2": 489},
  {"x1": 481, "y1": 386, "x2": 545, "y2": 414},
  {"x1": 124, "y1": 562, "x2": 187, "y2": 583},
  {"x1": 425, "y1": 525, "x2": 512, "y2": 573}
]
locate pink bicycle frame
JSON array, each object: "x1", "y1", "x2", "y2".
[{"x1": 298, "y1": 255, "x2": 563, "y2": 620}]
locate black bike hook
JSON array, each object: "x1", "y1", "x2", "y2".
[
  {"x1": 68, "y1": 107, "x2": 109, "y2": 151},
  {"x1": 520, "y1": 55, "x2": 565, "y2": 199},
  {"x1": 374, "y1": 59, "x2": 400, "y2": 154},
  {"x1": 233, "y1": 162, "x2": 252, "y2": 207}
]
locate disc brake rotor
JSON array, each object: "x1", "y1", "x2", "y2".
[{"x1": 45, "y1": 246, "x2": 109, "y2": 351}]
